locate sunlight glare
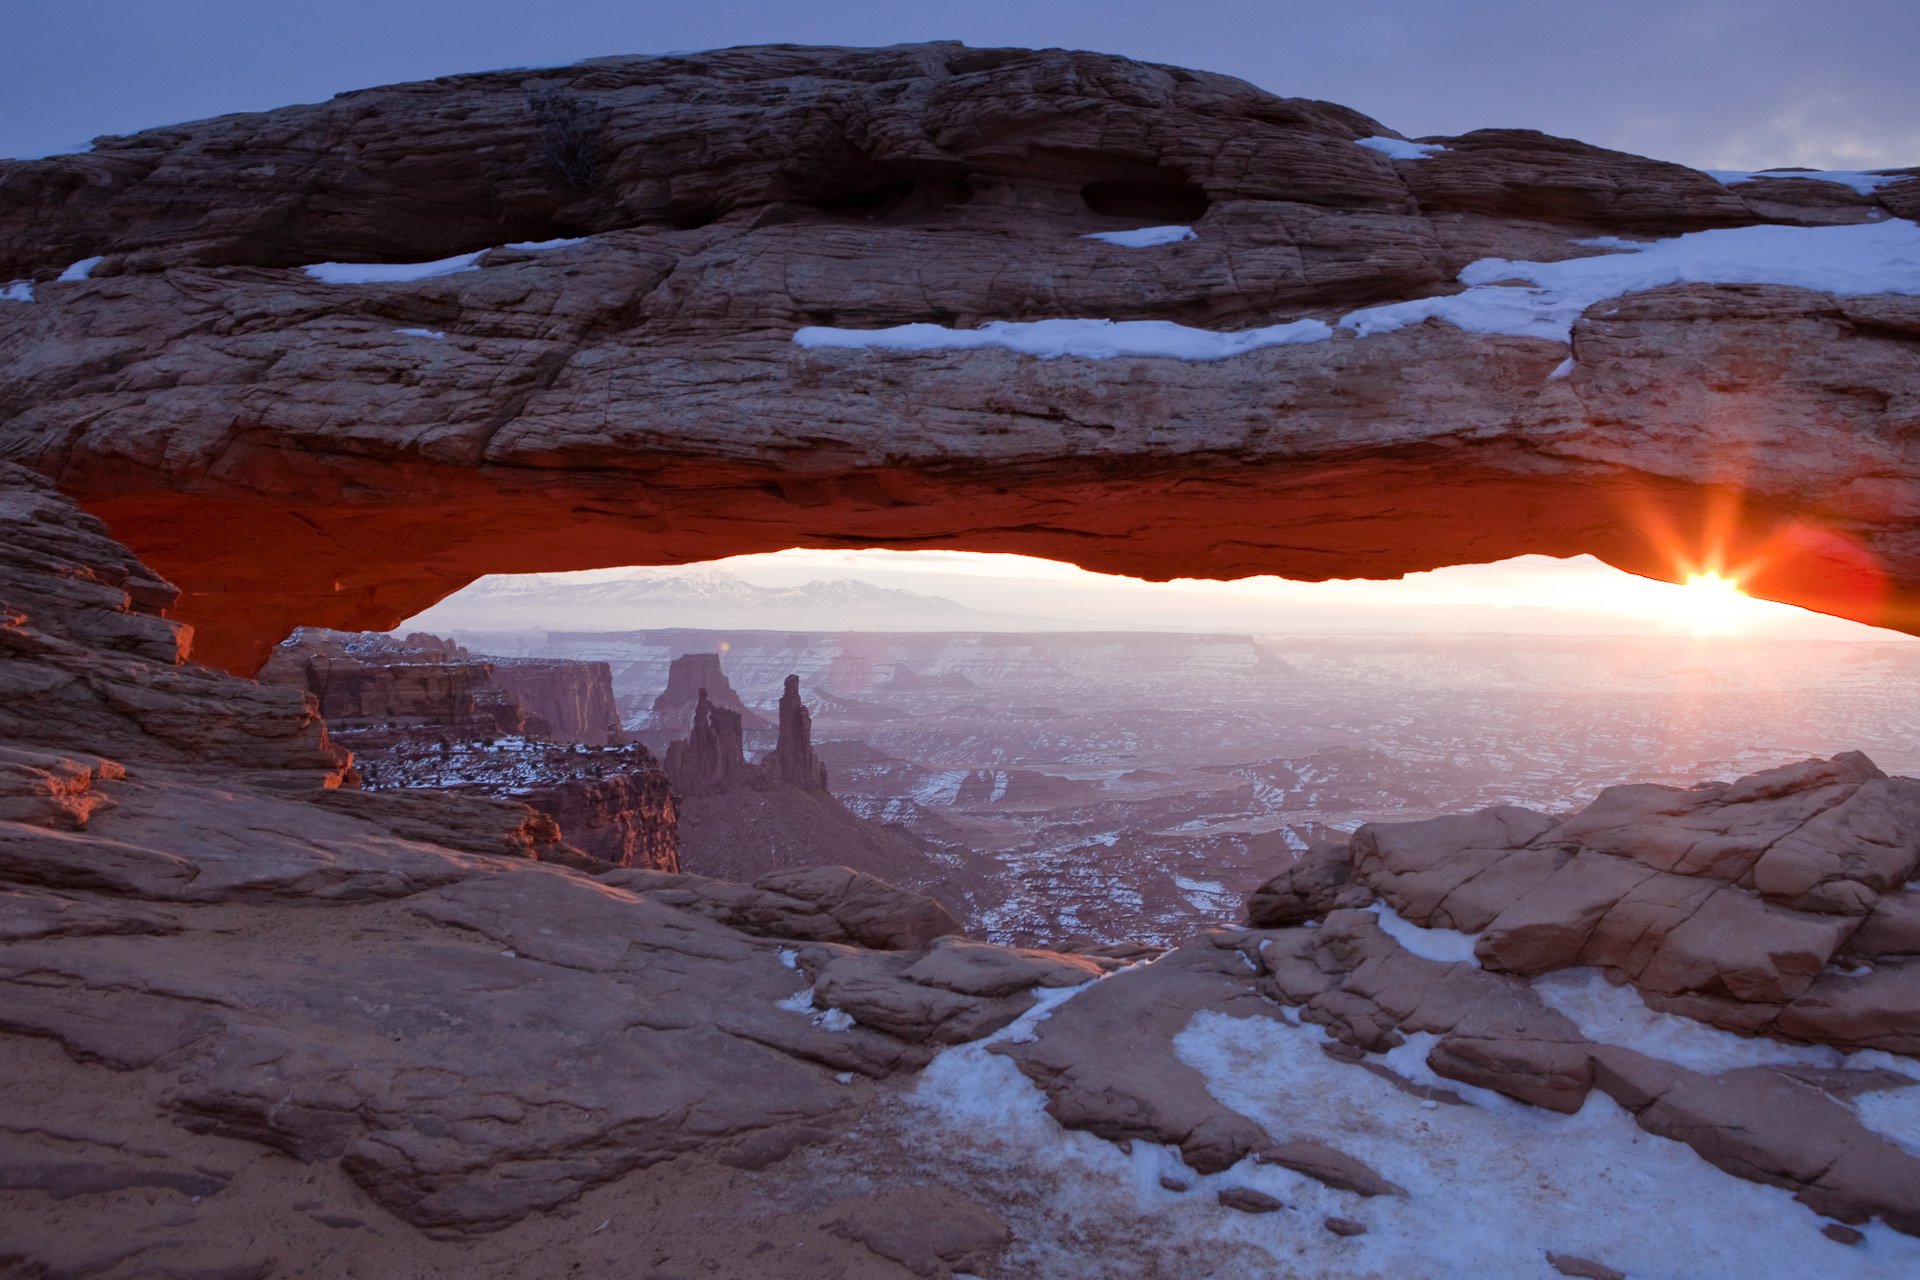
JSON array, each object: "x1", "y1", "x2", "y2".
[{"x1": 1674, "y1": 570, "x2": 1753, "y2": 636}]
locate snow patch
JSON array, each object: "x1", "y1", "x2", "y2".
[
  {"x1": 303, "y1": 250, "x2": 487, "y2": 284},
  {"x1": 816, "y1": 1007, "x2": 856, "y2": 1033},
  {"x1": 394, "y1": 327, "x2": 447, "y2": 340},
  {"x1": 56, "y1": 256, "x2": 103, "y2": 282},
  {"x1": 1534, "y1": 968, "x2": 1851, "y2": 1074},
  {"x1": 505, "y1": 236, "x2": 589, "y2": 251},
  {"x1": 1548, "y1": 356, "x2": 1576, "y2": 380},
  {"x1": 1355, "y1": 135, "x2": 1448, "y2": 161},
  {"x1": 1175, "y1": 1010, "x2": 1920, "y2": 1278},
  {"x1": 1, "y1": 280, "x2": 31, "y2": 303},
  {"x1": 1338, "y1": 218, "x2": 1920, "y2": 344},
  {"x1": 794, "y1": 316, "x2": 1334, "y2": 362},
  {"x1": 776, "y1": 985, "x2": 816, "y2": 1013},
  {"x1": 1081, "y1": 225, "x2": 1197, "y2": 248},
  {"x1": 1706, "y1": 167, "x2": 1911, "y2": 196},
  {"x1": 1367, "y1": 901, "x2": 1481, "y2": 965},
  {"x1": 1856, "y1": 1086, "x2": 1920, "y2": 1160}
]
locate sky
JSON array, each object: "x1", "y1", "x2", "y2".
[
  {"x1": 3, "y1": 1, "x2": 1918, "y2": 170},
  {"x1": 434, "y1": 551, "x2": 1918, "y2": 643}
]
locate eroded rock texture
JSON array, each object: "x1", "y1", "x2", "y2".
[{"x1": 1, "y1": 43, "x2": 1917, "y2": 671}]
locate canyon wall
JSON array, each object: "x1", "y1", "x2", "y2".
[
  {"x1": 260, "y1": 629, "x2": 678, "y2": 868},
  {"x1": 488, "y1": 658, "x2": 623, "y2": 745}
]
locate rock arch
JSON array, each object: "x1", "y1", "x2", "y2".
[{"x1": 2, "y1": 42, "x2": 1916, "y2": 672}]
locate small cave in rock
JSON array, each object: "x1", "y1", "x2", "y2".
[
  {"x1": 805, "y1": 177, "x2": 975, "y2": 221},
  {"x1": 1081, "y1": 173, "x2": 1211, "y2": 222}
]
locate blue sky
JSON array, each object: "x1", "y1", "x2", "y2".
[{"x1": 3, "y1": 1, "x2": 1917, "y2": 169}]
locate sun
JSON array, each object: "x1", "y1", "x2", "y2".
[{"x1": 1672, "y1": 570, "x2": 1752, "y2": 636}]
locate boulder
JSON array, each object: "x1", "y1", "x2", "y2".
[{"x1": 1246, "y1": 840, "x2": 1361, "y2": 927}]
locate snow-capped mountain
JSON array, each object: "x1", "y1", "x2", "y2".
[{"x1": 404, "y1": 566, "x2": 1063, "y2": 633}]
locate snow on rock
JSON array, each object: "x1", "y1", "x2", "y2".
[
  {"x1": 794, "y1": 316, "x2": 1334, "y2": 361},
  {"x1": 907, "y1": 983, "x2": 1920, "y2": 1278},
  {"x1": 1548, "y1": 356, "x2": 1576, "y2": 379},
  {"x1": 798, "y1": 219, "x2": 1920, "y2": 358},
  {"x1": 303, "y1": 250, "x2": 487, "y2": 284},
  {"x1": 1534, "y1": 968, "x2": 1920, "y2": 1160},
  {"x1": 1533, "y1": 968, "x2": 1854, "y2": 1074},
  {"x1": 1174, "y1": 1011, "x2": 1920, "y2": 1278},
  {"x1": 504, "y1": 236, "x2": 589, "y2": 250},
  {"x1": 1081, "y1": 225, "x2": 1198, "y2": 247},
  {"x1": 56, "y1": 256, "x2": 103, "y2": 282},
  {"x1": 395, "y1": 327, "x2": 448, "y2": 340},
  {"x1": 1365, "y1": 901, "x2": 1481, "y2": 965},
  {"x1": 1338, "y1": 218, "x2": 1920, "y2": 343},
  {"x1": 1, "y1": 280, "x2": 31, "y2": 303},
  {"x1": 1355, "y1": 135, "x2": 1448, "y2": 161},
  {"x1": 1706, "y1": 167, "x2": 1912, "y2": 196}
]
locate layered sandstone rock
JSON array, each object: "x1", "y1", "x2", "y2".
[
  {"x1": 488, "y1": 657, "x2": 622, "y2": 745},
  {"x1": 261, "y1": 628, "x2": 677, "y2": 867},
  {"x1": 663, "y1": 686, "x2": 754, "y2": 797},
  {"x1": 1335, "y1": 751, "x2": 1920, "y2": 1053},
  {"x1": 648, "y1": 652, "x2": 769, "y2": 735},
  {"x1": 0, "y1": 461, "x2": 346, "y2": 781},
  {"x1": 260, "y1": 628, "x2": 522, "y2": 745},
  {"x1": 1, "y1": 44, "x2": 1916, "y2": 671},
  {"x1": 663, "y1": 670, "x2": 960, "y2": 901}
]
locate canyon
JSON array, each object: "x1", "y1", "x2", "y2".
[{"x1": 1, "y1": 39, "x2": 1919, "y2": 1280}]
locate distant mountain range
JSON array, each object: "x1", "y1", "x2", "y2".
[{"x1": 405, "y1": 566, "x2": 1072, "y2": 633}]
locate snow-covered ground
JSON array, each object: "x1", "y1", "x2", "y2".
[{"x1": 899, "y1": 974, "x2": 1920, "y2": 1278}]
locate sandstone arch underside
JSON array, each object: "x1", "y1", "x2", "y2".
[{"x1": 2, "y1": 42, "x2": 1918, "y2": 673}]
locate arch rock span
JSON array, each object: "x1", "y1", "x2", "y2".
[{"x1": 2, "y1": 41, "x2": 1918, "y2": 671}]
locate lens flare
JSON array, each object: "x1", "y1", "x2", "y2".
[{"x1": 1674, "y1": 570, "x2": 1751, "y2": 636}]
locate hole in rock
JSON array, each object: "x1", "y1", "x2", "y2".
[
  {"x1": 807, "y1": 178, "x2": 974, "y2": 221},
  {"x1": 275, "y1": 548, "x2": 1920, "y2": 952},
  {"x1": 1081, "y1": 175, "x2": 1211, "y2": 222}
]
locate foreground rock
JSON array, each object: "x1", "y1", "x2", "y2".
[
  {"x1": 3, "y1": 45, "x2": 1918, "y2": 670},
  {"x1": 5, "y1": 460, "x2": 1919, "y2": 1274},
  {"x1": 1218, "y1": 750, "x2": 1920, "y2": 1232}
]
